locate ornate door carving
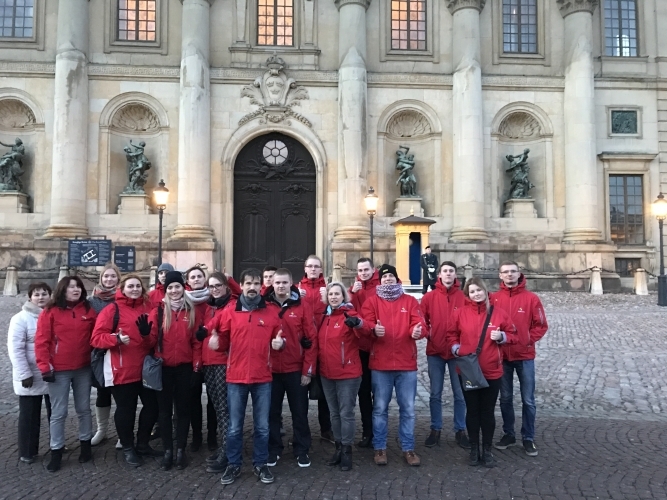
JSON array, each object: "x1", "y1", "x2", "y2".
[{"x1": 233, "y1": 133, "x2": 316, "y2": 279}]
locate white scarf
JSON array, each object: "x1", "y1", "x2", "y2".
[{"x1": 186, "y1": 288, "x2": 210, "y2": 305}]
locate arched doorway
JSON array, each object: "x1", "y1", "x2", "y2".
[{"x1": 233, "y1": 133, "x2": 317, "y2": 279}]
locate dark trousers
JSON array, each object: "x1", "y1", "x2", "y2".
[
  {"x1": 357, "y1": 350, "x2": 373, "y2": 437},
  {"x1": 422, "y1": 280, "x2": 436, "y2": 294},
  {"x1": 18, "y1": 394, "x2": 51, "y2": 458},
  {"x1": 461, "y1": 377, "x2": 501, "y2": 447},
  {"x1": 269, "y1": 371, "x2": 311, "y2": 457},
  {"x1": 95, "y1": 386, "x2": 112, "y2": 407},
  {"x1": 318, "y1": 397, "x2": 331, "y2": 434},
  {"x1": 110, "y1": 382, "x2": 158, "y2": 449},
  {"x1": 157, "y1": 364, "x2": 192, "y2": 451},
  {"x1": 203, "y1": 365, "x2": 229, "y2": 451},
  {"x1": 189, "y1": 377, "x2": 218, "y2": 443}
]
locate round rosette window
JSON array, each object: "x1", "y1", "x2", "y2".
[{"x1": 263, "y1": 140, "x2": 288, "y2": 165}]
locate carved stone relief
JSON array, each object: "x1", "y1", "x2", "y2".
[
  {"x1": 498, "y1": 112, "x2": 541, "y2": 140},
  {"x1": 556, "y1": 0, "x2": 598, "y2": 18},
  {"x1": 111, "y1": 103, "x2": 160, "y2": 133},
  {"x1": 386, "y1": 110, "x2": 432, "y2": 138},
  {"x1": 446, "y1": 0, "x2": 486, "y2": 15},
  {"x1": 0, "y1": 99, "x2": 36, "y2": 130}
]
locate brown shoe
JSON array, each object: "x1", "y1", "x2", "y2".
[
  {"x1": 374, "y1": 449, "x2": 388, "y2": 465},
  {"x1": 403, "y1": 450, "x2": 421, "y2": 466}
]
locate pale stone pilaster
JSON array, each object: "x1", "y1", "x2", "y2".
[
  {"x1": 559, "y1": 0, "x2": 603, "y2": 241},
  {"x1": 172, "y1": 0, "x2": 215, "y2": 240},
  {"x1": 449, "y1": 0, "x2": 488, "y2": 241},
  {"x1": 44, "y1": 0, "x2": 89, "y2": 238}
]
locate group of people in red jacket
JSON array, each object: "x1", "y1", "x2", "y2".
[{"x1": 8, "y1": 253, "x2": 547, "y2": 485}]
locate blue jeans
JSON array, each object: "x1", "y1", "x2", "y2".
[
  {"x1": 226, "y1": 382, "x2": 271, "y2": 467},
  {"x1": 371, "y1": 370, "x2": 417, "y2": 451},
  {"x1": 499, "y1": 359, "x2": 536, "y2": 441},
  {"x1": 427, "y1": 356, "x2": 466, "y2": 432},
  {"x1": 48, "y1": 367, "x2": 92, "y2": 450}
]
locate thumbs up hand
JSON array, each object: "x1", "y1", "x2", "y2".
[
  {"x1": 343, "y1": 312, "x2": 362, "y2": 329},
  {"x1": 271, "y1": 330, "x2": 285, "y2": 351},
  {"x1": 117, "y1": 328, "x2": 130, "y2": 345},
  {"x1": 374, "y1": 320, "x2": 385, "y2": 337},
  {"x1": 208, "y1": 329, "x2": 219, "y2": 351},
  {"x1": 411, "y1": 323, "x2": 422, "y2": 340},
  {"x1": 351, "y1": 281, "x2": 362, "y2": 293}
]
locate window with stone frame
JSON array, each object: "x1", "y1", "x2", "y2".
[
  {"x1": 0, "y1": 0, "x2": 34, "y2": 38},
  {"x1": 604, "y1": 0, "x2": 638, "y2": 57},
  {"x1": 391, "y1": 0, "x2": 427, "y2": 51},
  {"x1": 117, "y1": 0, "x2": 156, "y2": 42},
  {"x1": 502, "y1": 0, "x2": 537, "y2": 54},
  {"x1": 609, "y1": 175, "x2": 644, "y2": 245},
  {"x1": 257, "y1": 0, "x2": 294, "y2": 47}
]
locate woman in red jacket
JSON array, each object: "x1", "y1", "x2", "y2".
[
  {"x1": 34, "y1": 276, "x2": 97, "y2": 472},
  {"x1": 317, "y1": 282, "x2": 364, "y2": 472},
  {"x1": 90, "y1": 274, "x2": 160, "y2": 467},
  {"x1": 148, "y1": 271, "x2": 204, "y2": 471},
  {"x1": 447, "y1": 277, "x2": 516, "y2": 468}
]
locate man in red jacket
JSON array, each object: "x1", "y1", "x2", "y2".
[
  {"x1": 348, "y1": 257, "x2": 379, "y2": 448},
  {"x1": 420, "y1": 261, "x2": 469, "y2": 449},
  {"x1": 213, "y1": 268, "x2": 282, "y2": 486},
  {"x1": 265, "y1": 268, "x2": 318, "y2": 468},
  {"x1": 492, "y1": 261, "x2": 548, "y2": 457}
]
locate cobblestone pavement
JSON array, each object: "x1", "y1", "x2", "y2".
[{"x1": 0, "y1": 293, "x2": 666, "y2": 499}]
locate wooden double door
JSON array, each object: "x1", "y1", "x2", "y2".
[{"x1": 233, "y1": 133, "x2": 316, "y2": 280}]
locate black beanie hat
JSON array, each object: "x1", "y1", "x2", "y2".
[
  {"x1": 163, "y1": 270, "x2": 185, "y2": 289},
  {"x1": 378, "y1": 264, "x2": 399, "y2": 281}
]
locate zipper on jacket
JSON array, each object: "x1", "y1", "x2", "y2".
[
  {"x1": 54, "y1": 337, "x2": 59, "y2": 354},
  {"x1": 119, "y1": 345, "x2": 123, "y2": 367},
  {"x1": 341, "y1": 341, "x2": 345, "y2": 366}
]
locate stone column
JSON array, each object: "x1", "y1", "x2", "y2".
[
  {"x1": 448, "y1": 0, "x2": 488, "y2": 241},
  {"x1": 333, "y1": 0, "x2": 371, "y2": 239},
  {"x1": 44, "y1": 0, "x2": 89, "y2": 238},
  {"x1": 172, "y1": 0, "x2": 215, "y2": 241},
  {"x1": 559, "y1": 0, "x2": 602, "y2": 242}
]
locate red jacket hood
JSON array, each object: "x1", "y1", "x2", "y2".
[
  {"x1": 114, "y1": 288, "x2": 150, "y2": 309},
  {"x1": 299, "y1": 274, "x2": 326, "y2": 288},
  {"x1": 498, "y1": 274, "x2": 527, "y2": 294},
  {"x1": 354, "y1": 269, "x2": 380, "y2": 288},
  {"x1": 435, "y1": 278, "x2": 461, "y2": 295}
]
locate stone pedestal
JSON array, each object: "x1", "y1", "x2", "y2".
[
  {"x1": 393, "y1": 197, "x2": 424, "y2": 217},
  {"x1": 0, "y1": 192, "x2": 29, "y2": 213},
  {"x1": 503, "y1": 198, "x2": 537, "y2": 218},
  {"x1": 117, "y1": 194, "x2": 151, "y2": 215}
]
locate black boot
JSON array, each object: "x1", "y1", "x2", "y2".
[
  {"x1": 206, "y1": 449, "x2": 229, "y2": 473},
  {"x1": 161, "y1": 449, "x2": 173, "y2": 471},
  {"x1": 46, "y1": 448, "x2": 63, "y2": 473},
  {"x1": 175, "y1": 448, "x2": 188, "y2": 470},
  {"x1": 78, "y1": 439, "x2": 92, "y2": 463},
  {"x1": 150, "y1": 425, "x2": 161, "y2": 441},
  {"x1": 469, "y1": 443, "x2": 480, "y2": 466},
  {"x1": 123, "y1": 447, "x2": 143, "y2": 467},
  {"x1": 340, "y1": 445, "x2": 352, "y2": 471},
  {"x1": 326, "y1": 441, "x2": 342, "y2": 466},
  {"x1": 424, "y1": 430, "x2": 441, "y2": 447},
  {"x1": 136, "y1": 442, "x2": 163, "y2": 457},
  {"x1": 481, "y1": 445, "x2": 496, "y2": 468},
  {"x1": 207, "y1": 447, "x2": 222, "y2": 465}
]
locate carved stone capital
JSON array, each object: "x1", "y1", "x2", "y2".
[
  {"x1": 179, "y1": 0, "x2": 215, "y2": 5},
  {"x1": 446, "y1": 0, "x2": 486, "y2": 15},
  {"x1": 334, "y1": 0, "x2": 371, "y2": 11},
  {"x1": 557, "y1": 0, "x2": 598, "y2": 18}
]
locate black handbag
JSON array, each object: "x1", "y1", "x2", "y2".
[
  {"x1": 142, "y1": 305, "x2": 163, "y2": 391},
  {"x1": 91, "y1": 303, "x2": 119, "y2": 388},
  {"x1": 308, "y1": 375, "x2": 324, "y2": 401},
  {"x1": 456, "y1": 305, "x2": 493, "y2": 391}
]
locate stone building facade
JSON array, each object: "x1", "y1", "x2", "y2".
[{"x1": 0, "y1": 0, "x2": 664, "y2": 288}]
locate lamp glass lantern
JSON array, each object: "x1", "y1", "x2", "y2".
[
  {"x1": 154, "y1": 179, "x2": 169, "y2": 209},
  {"x1": 365, "y1": 186, "x2": 378, "y2": 216},
  {"x1": 653, "y1": 192, "x2": 667, "y2": 220}
]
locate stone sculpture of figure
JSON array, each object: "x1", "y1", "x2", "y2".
[
  {"x1": 505, "y1": 148, "x2": 534, "y2": 200},
  {"x1": 122, "y1": 140, "x2": 151, "y2": 194},
  {"x1": 0, "y1": 138, "x2": 26, "y2": 192},
  {"x1": 396, "y1": 145, "x2": 418, "y2": 197}
]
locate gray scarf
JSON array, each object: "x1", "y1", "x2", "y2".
[{"x1": 239, "y1": 293, "x2": 261, "y2": 311}]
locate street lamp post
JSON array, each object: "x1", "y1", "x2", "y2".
[
  {"x1": 364, "y1": 187, "x2": 378, "y2": 264},
  {"x1": 653, "y1": 192, "x2": 667, "y2": 306},
  {"x1": 153, "y1": 179, "x2": 169, "y2": 267}
]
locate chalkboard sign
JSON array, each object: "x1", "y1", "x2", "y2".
[
  {"x1": 114, "y1": 246, "x2": 136, "y2": 273},
  {"x1": 68, "y1": 239, "x2": 113, "y2": 267}
]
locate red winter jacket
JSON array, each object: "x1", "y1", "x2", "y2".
[
  {"x1": 298, "y1": 274, "x2": 327, "y2": 327},
  {"x1": 148, "y1": 305, "x2": 203, "y2": 370},
  {"x1": 491, "y1": 275, "x2": 548, "y2": 361},
  {"x1": 359, "y1": 292, "x2": 427, "y2": 371},
  {"x1": 348, "y1": 270, "x2": 380, "y2": 352},
  {"x1": 202, "y1": 294, "x2": 236, "y2": 366},
  {"x1": 421, "y1": 279, "x2": 466, "y2": 360},
  {"x1": 447, "y1": 299, "x2": 517, "y2": 380},
  {"x1": 212, "y1": 297, "x2": 282, "y2": 384},
  {"x1": 149, "y1": 284, "x2": 165, "y2": 308},
  {"x1": 317, "y1": 304, "x2": 363, "y2": 380},
  {"x1": 90, "y1": 290, "x2": 155, "y2": 386},
  {"x1": 264, "y1": 287, "x2": 318, "y2": 376},
  {"x1": 35, "y1": 301, "x2": 97, "y2": 374}
]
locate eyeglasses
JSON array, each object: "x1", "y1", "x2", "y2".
[
  {"x1": 500, "y1": 270, "x2": 519, "y2": 274},
  {"x1": 208, "y1": 284, "x2": 225, "y2": 290},
  {"x1": 305, "y1": 265, "x2": 321, "y2": 269}
]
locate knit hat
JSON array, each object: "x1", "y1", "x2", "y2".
[
  {"x1": 378, "y1": 264, "x2": 399, "y2": 281},
  {"x1": 163, "y1": 270, "x2": 185, "y2": 289},
  {"x1": 157, "y1": 263, "x2": 175, "y2": 273}
]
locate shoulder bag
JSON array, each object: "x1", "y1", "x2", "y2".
[
  {"x1": 456, "y1": 305, "x2": 493, "y2": 391},
  {"x1": 142, "y1": 305, "x2": 163, "y2": 391},
  {"x1": 91, "y1": 303, "x2": 119, "y2": 388}
]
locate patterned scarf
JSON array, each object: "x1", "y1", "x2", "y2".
[
  {"x1": 186, "y1": 288, "x2": 210, "y2": 305},
  {"x1": 93, "y1": 284, "x2": 116, "y2": 301},
  {"x1": 375, "y1": 283, "x2": 404, "y2": 302}
]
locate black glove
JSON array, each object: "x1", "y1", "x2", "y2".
[
  {"x1": 195, "y1": 325, "x2": 208, "y2": 342},
  {"x1": 21, "y1": 376, "x2": 33, "y2": 388},
  {"x1": 41, "y1": 372, "x2": 55, "y2": 383},
  {"x1": 135, "y1": 314, "x2": 152, "y2": 337},
  {"x1": 300, "y1": 336, "x2": 312, "y2": 349},
  {"x1": 191, "y1": 371, "x2": 204, "y2": 387},
  {"x1": 343, "y1": 312, "x2": 361, "y2": 328}
]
